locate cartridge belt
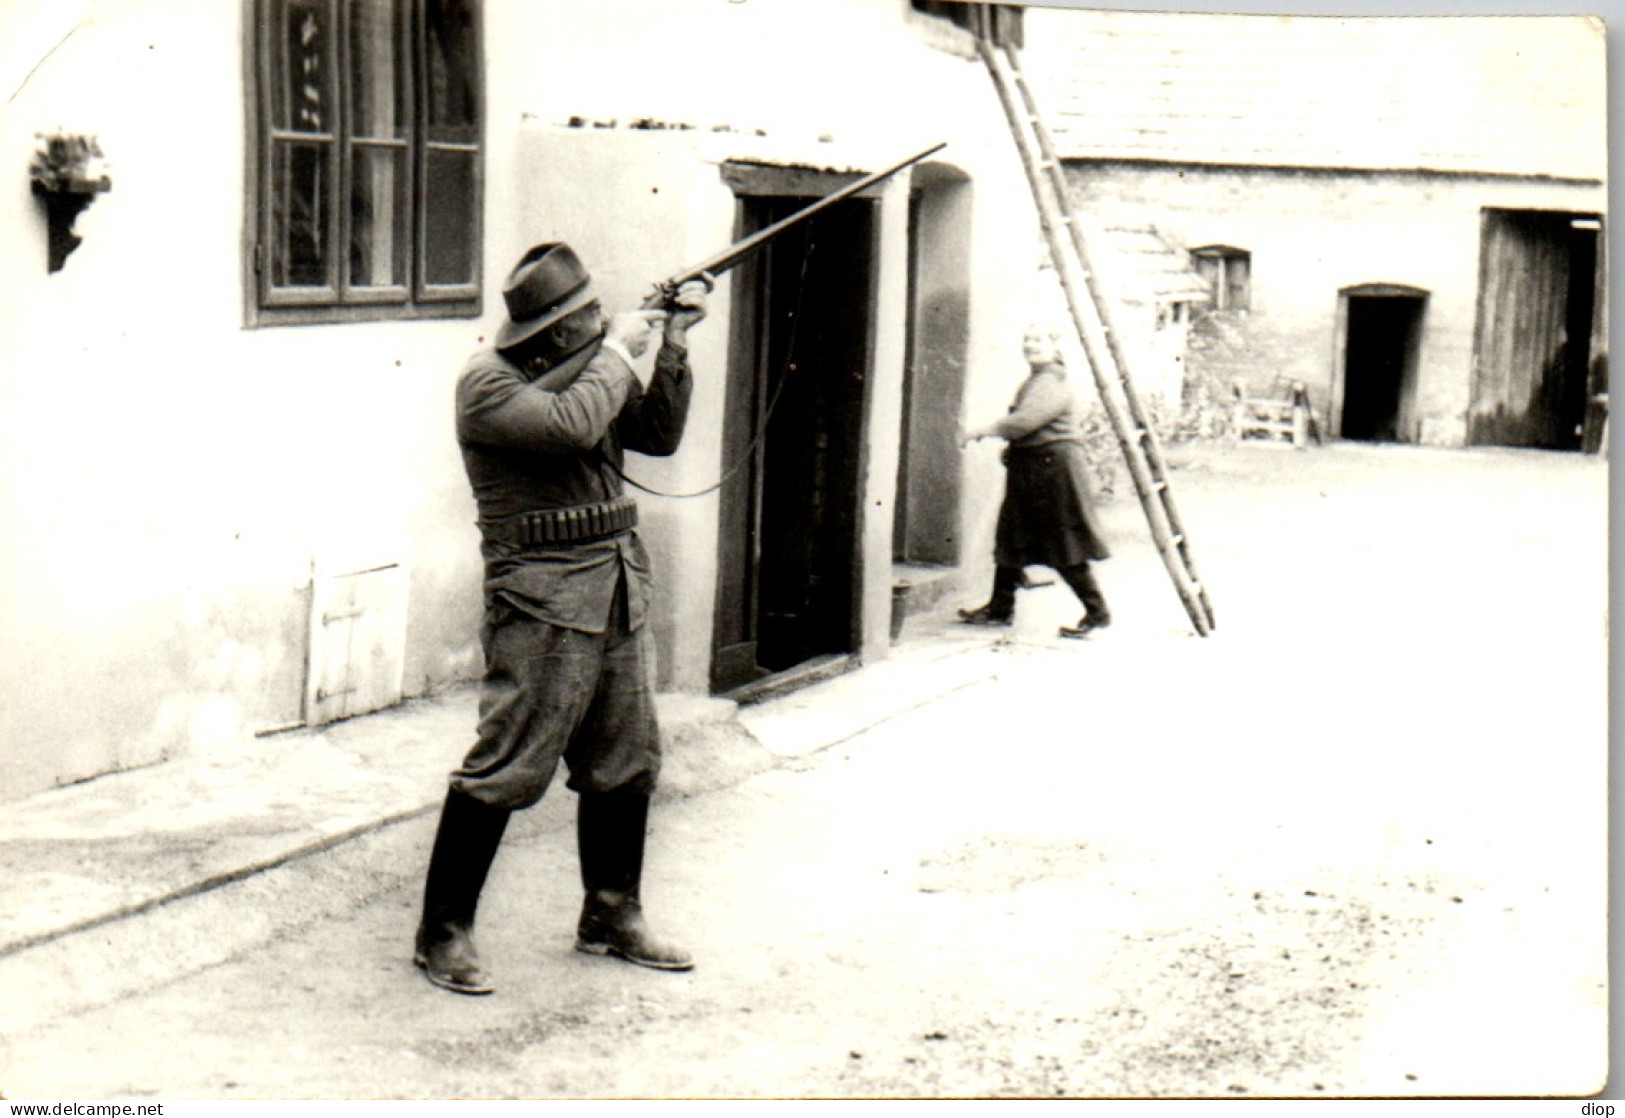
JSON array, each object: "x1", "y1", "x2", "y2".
[{"x1": 482, "y1": 495, "x2": 638, "y2": 547}]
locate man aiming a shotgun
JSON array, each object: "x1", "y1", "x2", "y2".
[
  {"x1": 413, "y1": 143, "x2": 941, "y2": 995},
  {"x1": 413, "y1": 239, "x2": 709, "y2": 995}
]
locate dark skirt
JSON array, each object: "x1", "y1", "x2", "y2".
[{"x1": 994, "y1": 441, "x2": 1110, "y2": 569}]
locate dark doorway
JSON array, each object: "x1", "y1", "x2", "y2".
[
  {"x1": 1470, "y1": 209, "x2": 1602, "y2": 449},
  {"x1": 1340, "y1": 292, "x2": 1426, "y2": 442},
  {"x1": 711, "y1": 194, "x2": 876, "y2": 694}
]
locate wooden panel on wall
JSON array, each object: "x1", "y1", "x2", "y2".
[{"x1": 304, "y1": 562, "x2": 409, "y2": 726}]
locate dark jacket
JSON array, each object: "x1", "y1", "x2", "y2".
[
  {"x1": 456, "y1": 337, "x2": 693, "y2": 633},
  {"x1": 991, "y1": 362, "x2": 1109, "y2": 568}
]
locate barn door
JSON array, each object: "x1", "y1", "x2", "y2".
[{"x1": 1470, "y1": 209, "x2": 1601, "y2": 449}]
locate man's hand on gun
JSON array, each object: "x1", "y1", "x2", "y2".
[
  {"x1": 663, "y1": 278, "x2": 711, "y2": 343},
  {"x1": 601, "y1": 278, "x2": 708, "y2": 388},
  {"x1": 607, "y1": 280, "x2": 711, "y2": 353},
  {"x1": 605, "y1": 309, "x2": 665, "y2": 364}
]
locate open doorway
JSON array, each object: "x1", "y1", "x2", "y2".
[
  {"x1": 1335, "y1": 285, "x2": 1427, "y2": 443},
  {"x1": 711, "y1": 190, "x2": 876, "y2": 695}
]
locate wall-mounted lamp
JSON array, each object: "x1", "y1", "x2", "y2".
[{"x1": 30, "y1": 132, "x2": 112, "y2": 273}]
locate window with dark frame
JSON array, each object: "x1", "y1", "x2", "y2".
[
  {"x1": 253, "y1": 0, "x2": 482, "y2": 323},
  {"x1": 911, "y1": 0, "x2": 975, "y2": 31},
  {"x1": 1192, "y1": 245, "x2": 1251, "y2": 312},
  {"x1": 910, "y1": 0, "x2": 1023, "y2": 47}
]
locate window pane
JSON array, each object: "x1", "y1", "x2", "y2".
[
  {"x1": 255, "y1": 0, "x2": 481, "y2": 318},
  {"x1": 271, "y1": 0, "x2": 333, "y2": 134},
  {"x1": 350, "y1": 144, "x2": 407, "y2": 289},
  {"x1": 271, "y1": 139, "x2": 332, "y2": 287},
  {"x1": 350, "y1": 0, "x2": 405, "y2": 141},
  {"x1": 422, "y1": 0, "x2": 478, "y2": 143},
  {"x1": 913, "y1": 0, "x2": 973, "y2": 29},
  {"x1": 422, "y1": 147, "x2": 476, "y2": 286}
]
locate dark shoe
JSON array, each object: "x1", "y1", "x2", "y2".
[
  {"x1": 576, "y1": 788, "x2": 693, "y2": 972},
  {"x1": 576, "y1": 895, "x2": 694, "y2": 971},
  {"x1": 1058, "y1": 615, "x2": 1111, "y2": 640},
  {"x1": 413, "y1": 789, "x2": 510, "y2": 995},
  {"x1": 414, "y1": 923, "x2": 495, "y2": 995},
  {"x1": 959, "y1": 567, "x2": 1020, "y2": 625}
]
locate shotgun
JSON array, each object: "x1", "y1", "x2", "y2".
[
  {"x1": 640, "y1": 141, "x2": 947, "y2": 312},
  {"x1": 529, "y1": 142, "x2": 944, "y2": 392}
]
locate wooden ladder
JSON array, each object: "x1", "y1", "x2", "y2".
[{"x1": 976, "y1": 22, "x2": 1217, "y2": 637}]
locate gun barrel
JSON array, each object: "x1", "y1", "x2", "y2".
[{"x1": 653, "y1": 141, "x2": 946, "y2": 301}]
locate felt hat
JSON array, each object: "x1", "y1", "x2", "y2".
[{"x1": 495, "y1": 242, "x2": 597, "y2": 351}]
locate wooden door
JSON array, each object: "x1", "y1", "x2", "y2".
[
  {"x1": 305, "y1": 562, "x2": 409, "y2": 725},
  {"x1": 1471, "y1": 209, "x2": 1601, "y2": 449},
  {"x1": 712, "y1": 195, "x2": 876, "y2": 692}
]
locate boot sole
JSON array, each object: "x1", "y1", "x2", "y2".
[
  {"x1": 413, "y1": 952, "x2": 495, "y2": 995},
  {"x1": 575, "y1": 940, "x2": 695, "y2": 972}
]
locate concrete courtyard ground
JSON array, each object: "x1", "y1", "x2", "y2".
[{"x1": 0, "y1": 439, "x2": 1609, "y2": 1099}]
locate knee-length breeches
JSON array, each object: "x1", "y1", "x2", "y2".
[{"x1": 449, "y1": 579, "x2": 660, "y2": 810}]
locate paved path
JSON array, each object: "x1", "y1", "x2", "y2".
[{"x1": 1, "y1": 442, "x2": 1608, "y2": 1098}]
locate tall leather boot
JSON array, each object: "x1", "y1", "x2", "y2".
[
  {"x1": 1057, "y1": 562, "x2": 1112, "y2": 639},
  {"x1": 414, "y1": 788, "x2": 511, "y2": 995},
  {"x1": 575, "y1": 787, "x2": 694, "y2": 971},
  {"x1": 957, "y1": 565, "x2": 1021, "y2": 626}
]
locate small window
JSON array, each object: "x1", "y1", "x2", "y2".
[
  {"x1": 910, "y1": 1, "x2": 1023, "y2": 46},
  {"x1": 251, "y1": 0, "x2": 482, "y2": 324},
  {"x1": 911, "y1": 0, "x2": 974, "y2": 31},
  {"x1": 1192, "y1": 245, "x2": 1251, "y2": 312}
]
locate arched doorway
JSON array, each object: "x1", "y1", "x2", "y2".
[{"x1": 1332, "y1": 283, "x2": 1429, "y2": 443}]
